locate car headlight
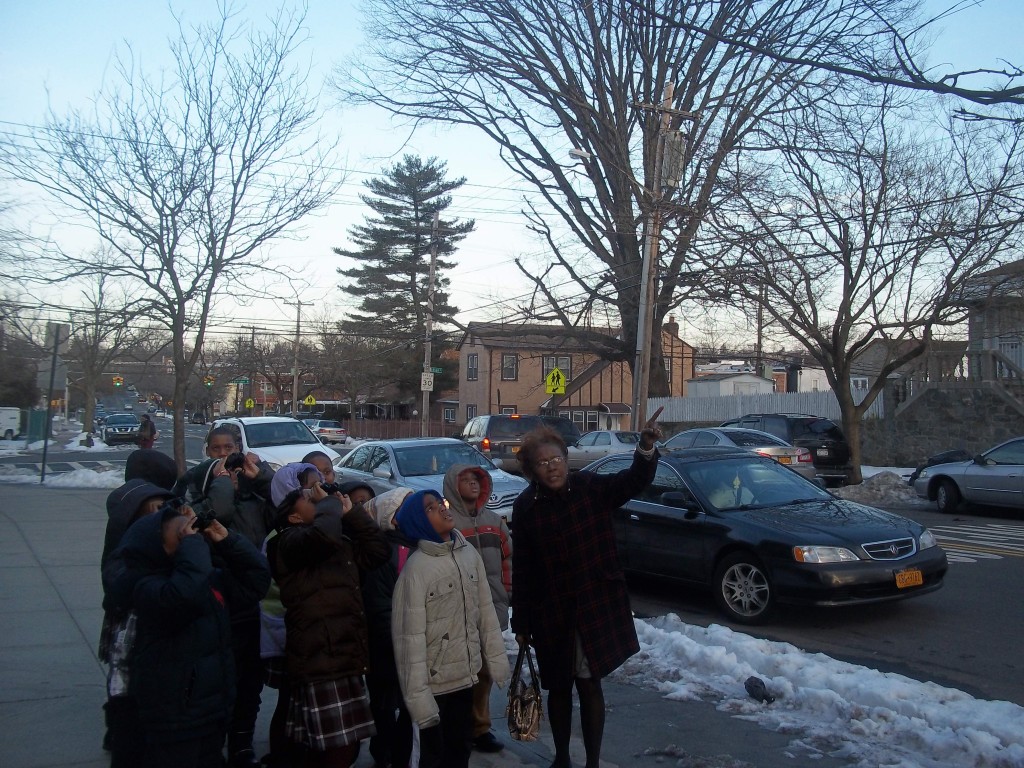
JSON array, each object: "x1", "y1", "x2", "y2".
[
  {"x1": 919, "y1": 529, "x2": 938, "y2": 550},
  {"x1": 916, "y1": 469, "x2": 929, "y2": 480},
  {"x1": 266, "y1": 461, "x2": 283, "y2": 472},
  {"x1": 793, "y1": 545, "x2": 860, "y2": 563}
]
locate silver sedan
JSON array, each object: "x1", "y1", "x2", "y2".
[
  {"x1": 914, "y1": 437, "x2": 1024, "y2": 513},
  {"x1": 566, "y1": 430, "x2": 641, "y2": 470},
  {"x1": 661, "y1": 427, "x2": 818, "y2": 481}
]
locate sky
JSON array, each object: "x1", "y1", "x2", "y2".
[
  {"x1": 1, "y1": 424, "x2": 1022, "y2": 766},
  {"x1": 2, "y1": 1, "x2": 1023, "y2": 349}
]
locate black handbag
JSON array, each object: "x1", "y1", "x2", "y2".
[{"x1": 507, "y1": 644, "x2": 543, "y2": 741}]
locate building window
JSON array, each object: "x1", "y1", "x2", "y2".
[
  {"x1": 443, "y1": 407, "x2": 455, "y2": 422},
  {"x1": 466, "y1": 404, "x2": 477, "y2": 420},
  {"x1": 585, "y1": 410, "x2": 599, "y2": 431},
  {"x1": 466, "y1": 353, "x2": 478, "y2": 381},
  {"x1": 543, "y1": 355, "x2": 572, "y2": 381},
  {"x1": 850, "y1": 377, "x2": 868, "y2": 392},
  {"x1": 501, "y1": 353, "x2": 519, "y2": 381}
]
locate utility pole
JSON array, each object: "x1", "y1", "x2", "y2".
[
  {"x1": 421, "y1": 211, "x2": 439, "y2": 437},
  {"x1": 631, "y1": 84, "x2": 696, "y2": 430},
  {"x1": 284, "y1": 300, "x2": 310, "y2": 417}
]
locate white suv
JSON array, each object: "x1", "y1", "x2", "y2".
[{"x1": 210, "y1": 416, "x2": 343, "y2": 471}]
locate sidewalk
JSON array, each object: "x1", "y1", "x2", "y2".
[{"x1": 0, "y1": 484, "x2": 854, "y2": 768}]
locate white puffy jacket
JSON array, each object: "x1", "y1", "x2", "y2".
[{"x1": 392, "y1": 530, "x2": 511, "y2": 728}]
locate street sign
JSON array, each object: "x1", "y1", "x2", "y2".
[
  {"x1": 231, "y1": 377, "x2": 250, "y2": 384},
  {"x1": 245, "y1": 398, "x2": 255, "y2": 409},
  {"x1": 303, "y1": 395, "x2": 316, "y2": 406},
  {"x1": 430, "y1": 367, "x2": 443, "y2": 374},
  {"x1": 420, "y1": 372, "x2": 435, "y2": 392},
  {"x1": 545, "y1": 367, "x2": 566, "y2": 395}
]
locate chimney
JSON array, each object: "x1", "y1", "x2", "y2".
[{"x1": 664, "y1": 314, "x2": 679, "y2": 339}]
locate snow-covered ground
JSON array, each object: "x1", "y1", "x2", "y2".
[{"x1": 2, "y1": 441, "x2": 1020, "y2": 765}]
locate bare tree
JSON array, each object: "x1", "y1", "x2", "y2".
[
  {"x1": 339, "y1": 0, "x2": 918, "y2": 399},
  {"x1": 2, "y1": 5, "x2": 340, "y2": 468},
  {"x1": 711, "y1": 90, "x2": 1024, "y2": 481},
  {"x1": 64, "y1": 269, "x2": 141, "y2": 432},
  {"x1": 644, "y1": 0, "x2": 1024, "y2": 117}
]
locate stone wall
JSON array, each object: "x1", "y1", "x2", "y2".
[{"x1": 859, "y1": 382, "x2": 1024, "y2": 466}]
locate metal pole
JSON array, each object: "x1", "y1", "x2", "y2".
[
  {"x1": 421, "y1": 211, "x2": 439, "y2": 437},
  {"x1": 631, "y1": 84, "x2": 673, "y2": 430},
  {"x1": 40, "y1": 324, "x2": 67, "y2": 483}
]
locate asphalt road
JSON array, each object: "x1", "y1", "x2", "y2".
[{"x1": 626, "y1": 502, "x2": 1024, "y2": 707}]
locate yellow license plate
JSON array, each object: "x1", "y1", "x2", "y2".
[
  {"x1": 778, "y1": 456, "x2": 792, "y2": 464},
  {"x1": 895, "y1": 569, "x2": 923, "y2": 588}
]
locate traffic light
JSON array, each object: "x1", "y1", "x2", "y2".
[
  {"x1": 203, "y1": 375, "x2": 214, "y2": 388},
  {"x1": 113, "y1": 376, "x2": 124, "y2": 388}
]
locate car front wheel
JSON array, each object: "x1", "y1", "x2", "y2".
[
  {"x1": 935, "y1": 478, "x2": 961, "y2": 514},
  {"x1": 713, "y1": 552, "x2": 775, "y2": 624}
]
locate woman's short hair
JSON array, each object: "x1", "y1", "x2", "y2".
[
  {"x1": 206, "y1": 425, "x2": 240, "y2": 447},
  {"x1": 517, "y1": 426, "x2": 567, "y2": 481}
]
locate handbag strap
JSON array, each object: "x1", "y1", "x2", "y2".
[{"x1": 513, "y1": 644, "x2": 539, "y2": 686}]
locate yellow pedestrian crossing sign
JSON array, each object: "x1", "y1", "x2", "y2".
[
  {"x1": 303, "y1": 395, "x2": 316, "y2": 406},
  {"x1": 545, "y1": 367, "x2": 566, "y2": 394},
  {"x1": 245, "y1": 398, "x2": 255, "y2": 409}
]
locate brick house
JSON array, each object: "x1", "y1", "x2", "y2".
[{"x1": 457, "y1": 318, "x2": 694, "y2": 433}]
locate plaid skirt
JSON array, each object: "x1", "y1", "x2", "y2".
[
  {"x1": 287, "y1": 676, "x2": 376, "y2": 751},
  {"x1": 263, "y1": 657, "x2": 287, "y2": 690}
]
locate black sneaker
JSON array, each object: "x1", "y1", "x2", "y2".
[{"x1": 473, "y1": 732, "x2": 505, "y2": 753}]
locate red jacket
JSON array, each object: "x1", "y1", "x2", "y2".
[{"x1": 510, "y1": 450, "x2": 657, "y2": 689}]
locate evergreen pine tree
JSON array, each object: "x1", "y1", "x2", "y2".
[{"x1": 334, "y1": 155, "x2": 473, "y2": 396}]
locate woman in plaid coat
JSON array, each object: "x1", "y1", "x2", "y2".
[{"x1": 511, "y1": 409, "x2": 663, "y2": 768}]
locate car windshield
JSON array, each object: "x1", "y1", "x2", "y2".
[
  {"x1": 490, "y1": 416, "x2": 542, "y2": 439},
  {"x1": 678, "y1": 456, "x2": 830, "y2": 512},
  {"x1": 244, "y1": 421, "x2": 319, "y2": 448},
  {"x1": 106, "y1": 415, "x2": 138, "y2": 425},
  {"x1": 394, "y1": 443, "x2": 495, "y2": 477},
  {"x1": 726, "y1": 430, "x2": 787, "y2": 447}
]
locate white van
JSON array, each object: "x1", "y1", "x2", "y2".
[{"x1": 0, "y1": 407, "x2": 21, "y2": 440}]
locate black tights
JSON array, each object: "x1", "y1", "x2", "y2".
[{"x1": 547, "y1": 677, "x2": 605, "y2": 768}]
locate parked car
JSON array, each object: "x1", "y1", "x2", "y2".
[
  {"x1": 101, "y1": 413, "x2": 141, "y2": 445},
  {"x1": 458, "y1": 413, "x2": 582, "y2": 472},
  {"x1": 720, "y1": 413, "x2": 851, "y2": 484},
  {"x1": 913, "y1": 437, "x2": 1024, "y2": 513},
  {"x1": 662, "y1": 427, "x2": 817, "y2": 481},
  {"x1": 583, "y1": 446, "x2": 947, "y2": 624},
  {"x1": 309, "y1": 419, "x2": 348, "y2": 444},
  {"x1": 209, "y1": 416, "x2": 343, "y2": 471},
  {"x1": 335, "y1": 437, "x2": 528, "y2": 522},
  {"x1": 190, "y1": 411, "x2": 208, "y2": 425},
  {"x1": 0, "y1": 406, "x2": 21, "y2": 440},
  {"x1": 566, "y1": 430, "x2": 641, "y2": 470}
]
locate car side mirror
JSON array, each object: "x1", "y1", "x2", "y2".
[
  {"x1": 972, "y1": 454, "x2": 990, "y2": 466},
  {"x1": 491, "y1": 457, "x2": 504, "y2": 469},
  {"x1": 372, "y1": 467, "x2": 392, "y2": 479}
]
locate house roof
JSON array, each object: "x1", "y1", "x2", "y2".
[
  {"x1": 460, "y1": 321, "x2": 620, "y2": 352},
  {"x1": 687, "y1": 372, "x2": 774, "y2": 383}
]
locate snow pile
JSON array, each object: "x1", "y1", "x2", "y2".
[{"x1": 834, "y1": 470, "x2": 923, "y2": 506}]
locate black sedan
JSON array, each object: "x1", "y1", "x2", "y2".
[{"x1": 586, "y1": 447, "x2": 947, "y2": 624}]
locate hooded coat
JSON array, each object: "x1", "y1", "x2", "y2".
[
  {"x1": 442, "y1": 464, "x2": 513, "y2": 630},
  {"x1": 360, "y1": 488, "x2": 416, "y2": 684},
  {"x1": 267, "y1": 495, "x2": 389, "y2": 684},
  {"x1": 103, "y1": 512, "x2": 271, "y2": 740},
  {"x1": 391, "y1": 491, "x2": 511, "y2": 728},
  {"x1": 510, "y1": 449, "x2": 657, "y2": 690},
  {"x1": 174, "y1": 458, "x2": 276, "y2": 548}
]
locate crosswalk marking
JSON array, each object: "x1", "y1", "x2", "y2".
[{"x1": 930, "y1": 523, "x2": 1024, "y2": 563}]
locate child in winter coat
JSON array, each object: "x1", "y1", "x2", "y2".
[
  {"x1": 266, "y1": 463, "x2": 389, "y2": 768},
  {"x1": 392, "y1": 490, "x2": 511, "y2": 768},
  {"x1": 360, "y1": 487, "x2": 416, "y2": 768},
  {"x1": 173, "y1": 428, "x2": 276, "y2": 767},
  {"x1": 104, "y1": 503, "x2": 271, "y2": 768},
  {"x1": 100, "y1": 479, "x2": 175, "y2": 768},
  {"x1": 442, "y1": 464, "x2": 513, "y2": 753}
]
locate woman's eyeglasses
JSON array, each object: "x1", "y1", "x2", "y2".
[{"x1": 536, "y1": 456, "x2": 566, "y2": 468}]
